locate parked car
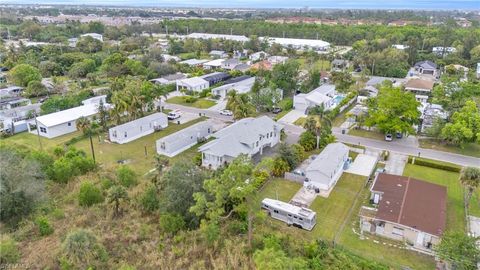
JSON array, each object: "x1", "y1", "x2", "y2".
[
  {"x1": 396, "y1": 132, "x2": 403, "y2": 139},
  {"x1": 219, "y1": 109, "x2": 233, "y2": 116},
  {"x1": 167, "y1": 110, "x2": 182, "y2": 120},
  {"x1": 272, "y1": 107, "x2": 282, "y2": 114},
  {"x1": 385, "y1": 133, "x2": 393, "y2": 141}
]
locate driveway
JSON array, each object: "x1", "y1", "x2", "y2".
[
  {"x1": 207, "y1": 99, "x2": 227, "y2": 111},
  {"x1": 169, "y1": 112, "x2": 200, "y2": 125},
  {"x1": 278, "y1": 110, "x2": 305, "y2": 124},
  {"x1": 345, "y1": 154, "x2": 378, "y2": 177},
  {"x1": 384, "y1": 152, "x2": 408, "y2": 175}
]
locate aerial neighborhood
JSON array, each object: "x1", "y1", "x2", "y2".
[{"x1": 0, "y1": 4, "x2": 479, "y2": 270}]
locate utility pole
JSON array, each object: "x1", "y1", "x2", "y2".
[
  {"x1": 34, "y1": 113, "x2": 43, "y2": 151},
  {"x1": 89, "y1": 134, "x2": 96, "y2": 164}
]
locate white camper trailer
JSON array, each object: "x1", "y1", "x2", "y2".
[{"x1": 261, "y1": 198, "x2": 316, "y2": 231}]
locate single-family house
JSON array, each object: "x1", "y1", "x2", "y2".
[
  {"x1": 0, "y1": 103, "x2": 41, "y2": 134},
  {"x1": 81, "y1": 95, "x2": 107, "y2": 106},
  {"x1": 150, "y1": 73, "x2": 187, "y2": 85},
  {"x1": 28, "y1": 103, "x2": 109, "y2": 138},
  {"x1": 293, "y1": 84, "x2": 338, "y2": 113},
  {"x1": 405, "y1": 78, "x2": 435, "y2": 96},
  {"x1": 201, "y1": 72, "x2": 231, "y2": 87},
  {"x1": 0, "y1": 97, "x2": 31, "y2": 111},
  {"x1": 221, "y1": 59, "x2": 242, "y2": 70},
  {"x1": 109, "y1": 112, "x2": 168, "y2": 144},
  {"x1": 179, "y1": 59, "x2": 209, "y2": 67},
  {"x1": 420, "y1": 103, "x2": 448, "y2": 133},
  {"x1": 176, "y1": 77, "x2": 209, "y2": 92},
  {"x1": 203, "y1": 59, "x2": 226, "y2": 70},
  {"x1": 413, "y1": 61, "x2": 438, "y2": 76},
  {"x1": 209, "y1": 50, "x2": 228, "y2": 59},
  {"x1": 156, "y1": 121, "x2": 213, "y2": 157},
  {"x1": 250, "y1": 60, "x2": 273, "y2": 71},
  {"x1": 304, "y1": 143, "x2": 349, "y2": 192},
  {"x1": 249, "y1": 51, "x2": 269, "y2": 62},
  {"x1": 80, "y1": 33, "x2": 103, "y2": 42},
  {"x1": 432, "y1": 46, "x2": 457, "y2": 57},
  {"x1": 359, "y1": 173, "x2": 447, "y2": 253},
  {"x1": 268, "y1": 56, "x2": 289, "y2": 65},
  {"x1": 233, "y1": 49, "x2": 248, "y2": 59},
  {"x1": 0, "y1": 86, "x2": 23, "y2": 99},
  {"x1": 199, "y1": 116, "x2": 283, "y2": 169},
  {"x1": 331, "y1": 59, "x2": 348, "y2": 71},
  {"x1": 211, "y1": 76, "x2": 255, "y2": 99},
  {"x1": 161, "y1": 54, "x2": 181, "y2": 62},
  {"x1": 233, "y1": 63, "x2": 251, "y2": 72}
]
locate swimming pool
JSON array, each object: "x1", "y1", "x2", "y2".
[{"x1": 333, "y1": 95, "x2": 345, "y2": 104}]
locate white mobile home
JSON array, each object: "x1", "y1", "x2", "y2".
[
  {"x1": 29, "y1": 103, "x2": 108, "y2": 138},
  {"x1": 156, "y1": 121, "x2": 213, "y2": 157},
  {"x1": 176, "y1": 77, "x2": 210, "y2": 92},
  {"x1": 109, "y1": 113, "x2": 168, "y2": 144},
  {"x1": 262, "y1": 198, "x2": 316, "y2": 231},
  {"x1": 304, "y1": 143, "x2": 349, "y2": 192}
]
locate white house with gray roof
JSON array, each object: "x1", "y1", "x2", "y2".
[
  {"x1": 304, "y1": 143, "x2": 349, "y2": 192},
  {"x1": 293, "y1": 84, "x2": 338, "y2": 113},
  {"x1": 156, "y1": 121, "x2": 214, "y2": 157},
  {"x1": 176, "y1": 77, "x2": 209, "y2": 92},
  {"x1": 109, "y1": 112, "x2": 168, "y2": 144},
  {"x1": 199, "y1": 116, "x2": 283, "y2": 169},
  {"x1": 211, "y1": 76, "x2": 256, "y2": 99}
]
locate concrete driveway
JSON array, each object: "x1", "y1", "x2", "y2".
[
  {"x1": 385, "y1": 152, "x2": 408, "y2": 175},
  {"x1": 278, "y1": 110, "x2": 305, "y2": 124},
  {"x1": 169, "y1": 112, "x2": 199, "y2": 125},
  {"x1": 345, "y1": 154, "x2": 378, "y2": 177}
]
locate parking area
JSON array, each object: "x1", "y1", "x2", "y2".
[{"x1": 169, "y1": 112, "x2": 200, "y2": 124}]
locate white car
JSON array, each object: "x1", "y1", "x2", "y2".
[
  {"x1": 385, "y1": 133, "x2": 393, "y2": 142},
  {"x1": 167, "y1": 110, "x2": 182, "y2": 120},
  {"x1": 219, "y1": 109, "x2": 233, "y2": 116}
]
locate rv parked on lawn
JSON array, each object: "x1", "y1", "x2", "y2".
[{"x1": 261, "y1": 198, "x2": 316, "y2": 231}]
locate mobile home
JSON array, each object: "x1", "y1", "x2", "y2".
[
  {"x1": 261, "y1": 198, "x2": 316, "y2": 231},
  {"x1": 109, "y1": 112, "x2": 168, "y2": 144}
]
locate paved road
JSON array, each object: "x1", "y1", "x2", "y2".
[{"x1": 162, "y1": 102, "x2": 480, "y2": 167}]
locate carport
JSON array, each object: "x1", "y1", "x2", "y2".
[{"x1": 345, "y1": 154, "x2": 378, "y2": 177}]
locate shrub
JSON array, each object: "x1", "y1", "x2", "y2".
[
  {"x1": 139, "y1": 185, "x2": 159, "y2": 213},
  {"x1": 159, "y1": 213, "x2": 185, "y2": 235},
  {"x1": 407, "y1": 157, "x2": 461, "y2": 172},
  {"x1": 278, "y1": 98, "x2": 293, "y2": 110},
  {"x1": 0, "y1": 237, "x2": 20, "y2": 264},
  {"x1": 100, "y1": 178, "x2": 114, "y2": 190},
  {"x1": 116, "y1": 166, "x2": 137, "y2": 187},
  {"x1": 272, "y1": 157, "x2": 290, "y2": 177},
  {"x1": 184, "y1": 96, "x2": 198, "y2": 103},
  {"x1": 35, "y1": 216, "x2": 54, "y2": 236},
  {"x1": 61, "y1": 229, "x2": 108, "y2": 269},
  {"x1": 78, "y1": 182, "x2": 104, "y2": 207},
  {"x1": 298, "y1": 131, "x2": 316, "y2": 151}
]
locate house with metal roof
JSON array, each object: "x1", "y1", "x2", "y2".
[
  {"x1": 156, "y1": 121, "x2": 214, "y2": 157},
  {"x1": 150, "y1": 73, "x2": 186, "y2": 85},
  {"x1": 179, "y1": 58, "x2": 209, "y2": 67},
  {"x1": 28, "y1": 103, "x2": 110, "y2": 138},
  {"x1": 109, "y1": 112, "x2": 168, "y2": 144},
  {"x1": 304, "y1": 143, "x2": 349, "y2": 192},
  {"x1": 293, "y1": 84, "x2": 338, "y2": 113},
  {"x1": 199, "y1": 116, "x2": 283, "y2": 169},
  {"x1": 221, "y1": 59, "x2": 242, "y2": 70},
  {"x1": 359, "y1": 173, "x2": 447, "y2": 253},
  {"x1": 211, "y1": 76, "x2": 255, "y2": 99},
  {"x1": 413, "y1": 60, "x2": 438, "y2": 76},
  {"x1": 405, "y1": 78, "x2": 435, "y2": 95},
  {"x1": 203, "y1": 59, "x2": 226, "y2": 70},
  {"x1": 200, "y1": 72, "x2": 231, "y2": 87},
  {"x1": 176, "y1": 77, "x2": 209, "y2": 92}
]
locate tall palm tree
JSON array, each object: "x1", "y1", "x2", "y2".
[
  {"x1": 460, "y1": 167, "x2": 480, "y2": 209},
  {"x1": 153, "y1": 84, "x2": 170, "y2": 112},
  {"x1": 76, "y1": 117, "x2": 91, "y2": 135}
]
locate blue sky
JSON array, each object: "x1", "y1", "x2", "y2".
[{"x1": 3, "y1": 0, "x2": 480, "y2": 9}]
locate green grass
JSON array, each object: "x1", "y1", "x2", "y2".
[
  {"x1": 257, "y1": 174, "x2": 435, "y2": 269},
  {"x1": 296, "y1": 58, "x2": 331, "y2": 71},
  {"x1": 348, "y1": 129, "x2": 385, "y2": 141},
  {"x1": 166, "y1": 96, "x2": 216, "y2": 109},
  {"x1": 2, "y1": 130, "x2": 81, "y2": 152},
  {"x1": 4, "y1": 117, "x2": 208, "y2": 175},
  {"x1": 293, "y1": 117, "x2": 306, "y2": 127},
  {"x1": 418, "y1": 139, "x2": 480, "y2": 158},
  {"x1": 332, "y1": 102, "x2": 356, "y2": 127},
  {"x1": 403, "y1": 163, "x2": 465, "y2": 231}
]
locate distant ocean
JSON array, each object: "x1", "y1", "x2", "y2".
[{"x1": 2, "y1": 0, "x2": 480, "y2": 10}]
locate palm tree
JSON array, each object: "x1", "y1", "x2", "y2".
[
  {"x1": 107, "y1": 185, "x2": 129, "y2": 218},
  {"x1": 153, "y1": 84, "x2": 170, "y2": 112},
  {"x1": 76, "y1": 117, "x2": 91, "y2": 135},
  {"x1": 460, "y1": 167, "x2": 480, "y2": 209}
]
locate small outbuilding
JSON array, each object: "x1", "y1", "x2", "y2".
[{"x1": 109, "y1": 112, "x2": 168, "y2": 144}]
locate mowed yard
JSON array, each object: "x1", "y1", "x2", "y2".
[
  {"x1": 166, "y1": 96, "x2": 216, "y2": 109},
  {"x1": 257, "y1": 174, "x2": 436, "y2": 269},
  {"x1": 3, "y1": 117, "x2": 208, "y2": 175}
]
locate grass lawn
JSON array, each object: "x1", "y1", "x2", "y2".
[
  {"x1": 166, "y1": 96, "x2": 216, "y2": 109},
  {"x1": 293, "y1": 117, "x2": 306, "y2": 127},
  {"x1": 2, "y1": 130, "x2": 81, "y2": 152},
  {"x1": 257, "y1": 174, "x2": 435, "y2": 269},
  {"x1": 296, "y1": 58, "x2": 331, "y2": 71},
  {"x1": 403, "y1": 163, "x2": 465, "y2": 231},
  {"x1": 332, "y1": 102, "x2": 356, "y2": 127},
  {"x1": 348, "y1": 128, "x2": 385, "y2": 141},
  {"x1": 418, "y1": 138, "x2": 480, "y2": 158},
  {"x1": 3, "y1": 117, "x2": 208, "y2": 175}
]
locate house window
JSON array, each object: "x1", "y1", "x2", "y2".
[
  {"x1": 267, "y1": 133, "x2": 269, "y2": 138},
  {"x1": 124, "y1": 132, "x2": 127, "y2": 138},
  {"x1": 270, "y1": 132, "x2": 273, "y2": 137},
  {"x1": 288, "y1": 214, "x2": 292, "y2": 217},
  {"x1": 273, "y1": 210, "x2": 279, "y2": 214},
  {"x1": 299, "y1": 218, "x2": 303, "y2": 221},
  {"x1": 113, "y1": 131, "x2": 117, "y2": 138},
  {"x1": 256, "y1": 141, "x2": 259, "y2": 147},
  {"x1": 208, "y1": 128, "x2": 211, "y2": 133},
  {"x1": 392, "y1": 227, "x2": 404, "y2": 236},
  {"x1": 68, "y1": 122, "x2": 72, "y2": 126},
  {"x1": 40, "y1": 127, "x2": 47, "y2": 133}
]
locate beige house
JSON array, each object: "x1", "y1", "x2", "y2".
[{"x1": 359, "y1": 173, "x2": 447, "y2": 254}]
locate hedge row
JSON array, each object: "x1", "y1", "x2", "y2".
[{"x1": 407, "y1": 156, "x2": 462, "y2": 172}]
